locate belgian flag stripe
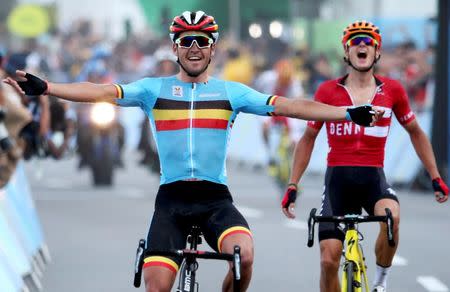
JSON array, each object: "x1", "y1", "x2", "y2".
[
  {"x1": 114, "y1": 84, "x2": 123, "y2": 99},
  {"x1": 154, "y1": 98, "x2": 232, "y2": 110}
]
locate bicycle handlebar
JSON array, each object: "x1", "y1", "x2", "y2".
[
  {"x1": 307, "y1": 208, "x2": 395, "y2": 248},
  {"x1": 145, "y1": 249, "x2": 235, "y2": 261},
  {"x1": 133, "y1": 241, "x2": 241, "y2": 288}
]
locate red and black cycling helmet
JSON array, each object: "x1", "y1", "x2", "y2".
[
  {"x1": 169, "y1": 11, "x2": 219, "y2": 43},
  {"x1": 342, "y1": 20, "x2": 382, "y2": 48}
]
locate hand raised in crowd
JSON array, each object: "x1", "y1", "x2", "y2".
[{"x1": 432, "y1": 177, "x2": 449, "y2": 203}]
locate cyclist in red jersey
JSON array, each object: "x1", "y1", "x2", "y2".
[{"x1": 281, "y1": 21, "x2": 449, "y2": 292}]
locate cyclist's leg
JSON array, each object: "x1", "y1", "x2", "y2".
[
  {"x1": 143, "y1": 183, "x2": 191, "y2": 292},
  {"x1": 220, "y1": 231, "x2": 253, "y2": 292},
  {"x1": 319, "y1": 239, "x2": 342, "y2": 292},
  {"x1": 143, "y1": 208, "x2": 183, "y2": 292},
  {"x1": 318, "y1": 167, "x2": 359, "y2": 292},
  {"x1": 373, "y1": 198, "x2": 399, "y2": 266},
  {"x1": 362, "y1": 168, "x2": 400, "y2": 290},
  {"x1": 202, "y1": 199, "x2": 253, "y2": 292},
  {"x1": 143, "y1": 267, "x2": 177, "y2": 292}
]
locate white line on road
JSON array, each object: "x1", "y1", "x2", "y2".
[
  {"x1": 417, "y1": 276, "x2": 449, "y2": 292},
  {"x1": 236, "y1": 206, "x2": 263, "y2": 219},
  {"x1": 284, "y1": 219, "x2": 308, "y2": 230},
  {"x1": 392, "y1": 254, "x2": 408, "y2": 266}
]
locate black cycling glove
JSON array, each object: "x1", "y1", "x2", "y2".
[
  {"x1": 281, "y1": 184, "x2": 298, "y2": 209},
  {"x1": 345, "y1": 105, "x2": 375, "y2": 127},
  {"x1": 17, "y1": 73, "x2": 48, "y2": 96}
]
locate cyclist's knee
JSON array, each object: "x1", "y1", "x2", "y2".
[
  {"x1": 320, "y1": 256, "x2": 340, "y2": 274},
  {"x1": 240, "y1": 245, "x2": 254, "y2": 270},
  {"x1": 320, "y1": 240, "x2": 341, "y2": 274},
  {"x1": 144, "y1": 267, "x2": 175, "y2": 292}
]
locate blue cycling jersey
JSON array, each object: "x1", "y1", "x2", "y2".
[{"x1": 115, "y1": 75, "x2": 276, "y2": 185}]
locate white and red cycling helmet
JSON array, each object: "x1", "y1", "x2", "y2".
[{"x1": 169, "y1": 11, "x2": 219, "y2": 43}]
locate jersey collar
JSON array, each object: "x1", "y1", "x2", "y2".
[{"x1": 338, "y1": 74, "x2": 384, "y2": 86}]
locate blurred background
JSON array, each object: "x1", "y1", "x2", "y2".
[{"x1": 0, "y1": 0, "x2": 449, "y2": 292}]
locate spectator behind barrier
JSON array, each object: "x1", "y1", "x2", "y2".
[
  {"x1": 0, "y1": 52, "x2": 32, "y2": 187},
  {"x1": 4, "y1": 53, "x2": 51, "y2": 160}
]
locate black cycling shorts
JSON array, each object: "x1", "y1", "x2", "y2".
[
  {"x1": 318, "y1": 166, "x2": 399, "y2": 242},
  {"x1": 143, "y1": 180, "x2": 251, "y2": 273}
]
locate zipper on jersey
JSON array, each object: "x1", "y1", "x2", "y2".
[{"x1": 189, "y1": 83, "x2": 196, "y2": 177}]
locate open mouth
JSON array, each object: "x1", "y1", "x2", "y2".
[
  {"x1": 187, "y1": 56, "x2": 202, "y2": 62},
  {"x1": 357, "y1": 52, "x2": 367, "y2": 59}
]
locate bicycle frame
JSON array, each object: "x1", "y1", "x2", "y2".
[
  {"x1": 307, "y1": 208, "x2": 395, "y2": 292},
  {"x1": 341, "y1": 225, "x2": 370, "y2": 292}
]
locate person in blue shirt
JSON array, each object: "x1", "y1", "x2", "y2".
[{"x1": 4, "y1": 11, "x2": 382, "y2": 292}]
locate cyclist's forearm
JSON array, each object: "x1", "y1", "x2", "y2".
[
  {"x1": 289, "y1": 135, "x2": 315, "y2": 184},
  {"x1": 48, "y1": 82, "x2": 118, "y2": 103},
  {"x1": 410, "y1": 127, "x2": 440, "y2": 179},
  {"x1": 274, "y1": 97, "x2": 347, "y2": 121}
]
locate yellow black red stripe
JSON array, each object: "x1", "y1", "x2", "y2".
[
  {"x1": 154, "y1": 98, "x2": 232, "y2": 110},
  {"x1": 266, "y1": 95, "x2": 278, "y2": 116},
  {"x1": 153, "y1": 98, "x2": 233, "y2": 131},
  {"x1": 113, "y1": 84, "x2": 123, "y2": 99},
  {"x1": 143, "y1": 256, "x2": 179, "y2": 273},
  {"x1": 217, "y1": 226, "x2": 252, "y2": 252}
]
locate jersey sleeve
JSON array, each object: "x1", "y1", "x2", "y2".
[
  {"x1": 392, "y1": 81, "x2": 415, "y2": 125},
  {"x1": 114, "y1": 78, "x2": 161, "y2": 112},
  {"x1": 306, "y1": 84, "x2": 326, "y2": 130},
  {"x1": 226, "y1": 81, "x2": 275, "y2": 116}
]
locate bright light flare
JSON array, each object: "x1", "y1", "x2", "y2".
[
  {"x1": 249, "y1": 23, "x2": 262, "y2": 39},
  {"x1": 90, "y1": 102, "x2": 116, "y2": 126}
]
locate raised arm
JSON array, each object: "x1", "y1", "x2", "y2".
[{"x1": 3, "y1": 70, "x2": 118, "y2": 104}]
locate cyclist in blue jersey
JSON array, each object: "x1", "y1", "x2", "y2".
[{"x1": 4, "y1": 11, "x2": 382, "y2": 292}]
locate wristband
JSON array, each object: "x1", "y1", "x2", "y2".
[{"x1": 288, "y1": 183, "x2": 298, "y2": 189}]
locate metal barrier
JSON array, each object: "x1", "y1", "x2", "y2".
[{"x1": 0, "y1": 162, "x2": 50, "y2": 292}]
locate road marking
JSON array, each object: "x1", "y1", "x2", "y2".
[
  {"x1": 392, "y1": 254, "x2": 408, "y2": 266},
  {"x1": 417, "y1": 276, "x2": 449, "y2": 292},
  {"x1": 284, "y1": 219, "x2": 308, "y2": 230},
  {"x1": 236, "y1": 206, "x2": 263, "y2": 218}
]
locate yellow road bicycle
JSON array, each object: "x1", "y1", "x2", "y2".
[{"x1": 307, "y1": 208, "x2": 395, "y2": 292}]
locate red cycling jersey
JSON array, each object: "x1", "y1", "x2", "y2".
[{"x1": 307, "y1": 75, "x2": 415, "y2": 167}]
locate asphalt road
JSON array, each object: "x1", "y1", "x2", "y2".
[{"x1": 26, "y1": 152, "x2": 450, "y2": 292}]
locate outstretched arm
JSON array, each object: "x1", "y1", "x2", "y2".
[
  {"x1": 274, "y1": 96, "x2": 347, "y2": 121},
  {"x1": 404, "y1": 119, "x2": 448, "y2": 203},
  {"x1": 273, "y1": 96, "x2": 383, "y2": 126},
  {"x1": 3, "y1": 70, "x2": 118, "y2": 104}
]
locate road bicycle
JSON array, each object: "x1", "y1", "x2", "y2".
[
  {"x1": 307, "y1": 208, "x2": 395, "y2": 292},
  {"x1": 133, "y1": 225, "x2": 242, "y2": 292}
]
